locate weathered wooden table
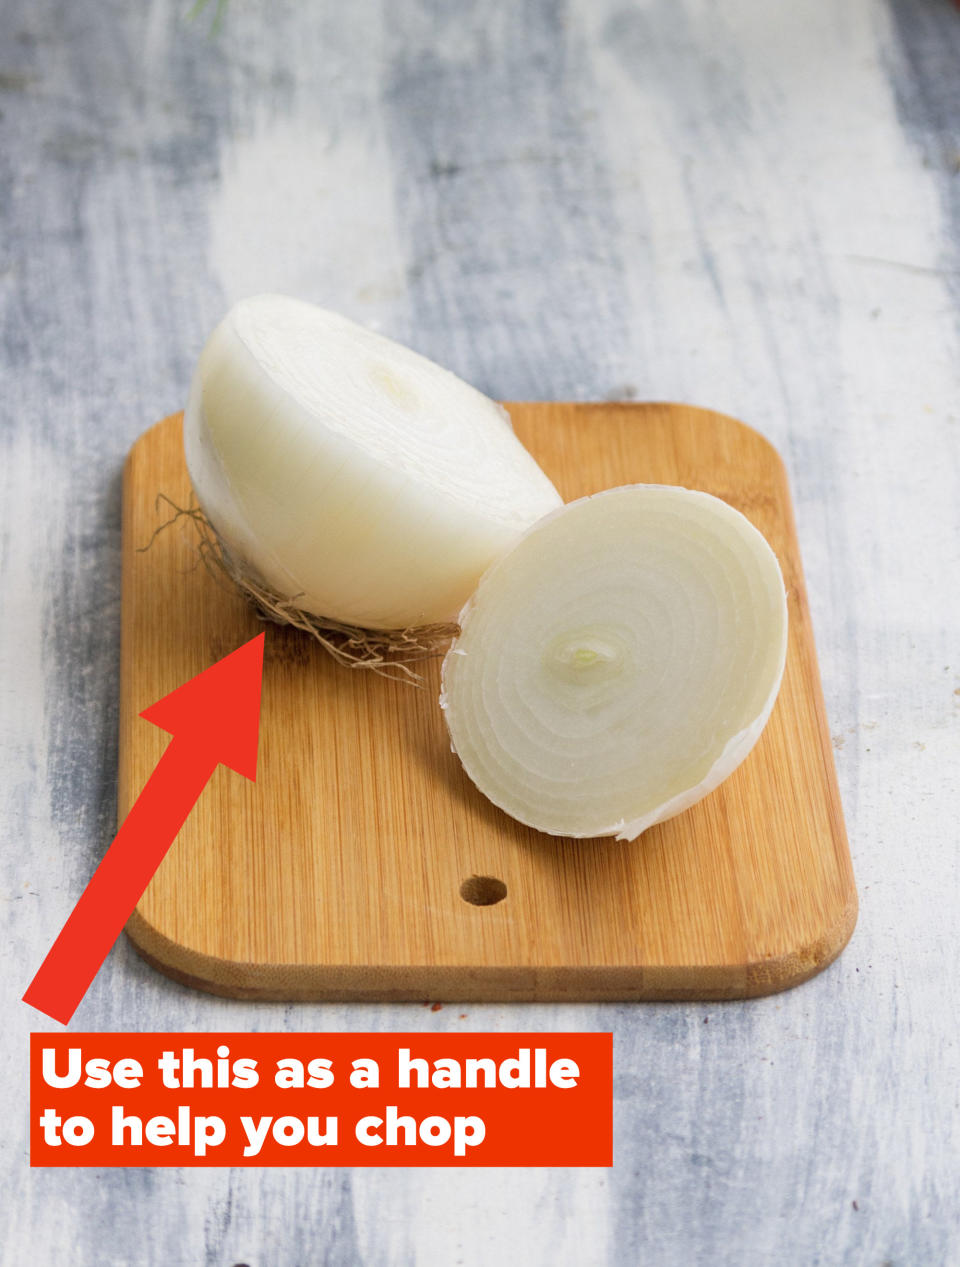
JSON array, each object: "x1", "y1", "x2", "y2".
[{"x1": 3, "y1": 1, "x2": 957, "y2": 1263}]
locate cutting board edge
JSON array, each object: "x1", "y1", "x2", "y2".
[{"x1": 124, "y1": 884, "x2": 857, "y2": 1003}]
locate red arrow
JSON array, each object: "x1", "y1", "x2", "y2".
[{"x1": 23, "y1": 633, "x2": 265, "y2": 1025}]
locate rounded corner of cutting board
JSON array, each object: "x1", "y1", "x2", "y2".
[
  {"x1": 125, "y1": 907, "x2": 266, "y2": 1001},
  {"x1": 123, "y1": 414, "x2": 185, "y2": 501},
  {"x1": 675, "y1": 400, "x2": 784, "y2": 446},
  {"x1": 742, "y1": 885, "x2": 859, "y2": 998},
  {"x1": 648, "y1": 401, "x2": 792, "y2": 485},
  {"x1": 129, "y1": 412, "x2": 183, "y2": 458}
]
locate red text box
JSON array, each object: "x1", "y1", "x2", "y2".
[{"x1": 30, "y1": 1032, "x2": 612, "y2": 1167}]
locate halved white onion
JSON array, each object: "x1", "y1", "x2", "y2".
[
  {"x1": 441, "y1": 485, "x2": 788, "y2": 840},
  {"x1": 183, "y1": 295, "x2": 562, "y2": 629}
]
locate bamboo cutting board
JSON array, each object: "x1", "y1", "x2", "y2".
[{"x1": 119, "y1": 404, "x2": 855, "y2": 1001}]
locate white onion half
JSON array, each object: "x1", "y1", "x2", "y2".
[
  {"x1": 441, "y1": 485, "x2": 788, "y2": 840},
  {"x1": 183, "y1": 295, "x2": 562, "y2": 629}
]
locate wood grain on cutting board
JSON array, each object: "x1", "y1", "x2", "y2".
[{"x1": 119, "y1": 404, "x2": 855, "y2": 1001}]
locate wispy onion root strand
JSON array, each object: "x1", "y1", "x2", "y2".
[{"x1": 141, "y1": 495, "x2": 459, "y2": 683}]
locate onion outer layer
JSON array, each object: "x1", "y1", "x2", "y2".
[{"x1": 183, "y1": 295, "x2": 562, "y2": 630}]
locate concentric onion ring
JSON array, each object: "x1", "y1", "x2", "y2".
[{"x1": 441, "y1": 485, "x2": 788, "y2": 840}]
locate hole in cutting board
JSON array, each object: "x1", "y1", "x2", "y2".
[{"x1": 460, "y1": 875, "x2": 507, "y2": 906}]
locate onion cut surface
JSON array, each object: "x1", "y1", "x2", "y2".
[
  {"x1": 441, "y1": 485, "x2": 788, "y2": 841},
  {"x1": 184, "y1": 295, "x2": 562, "y2": 629}
]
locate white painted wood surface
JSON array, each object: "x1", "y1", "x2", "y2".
[{"x1": 2, "y1": 0, "x2": 958, "y2": 1262}]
